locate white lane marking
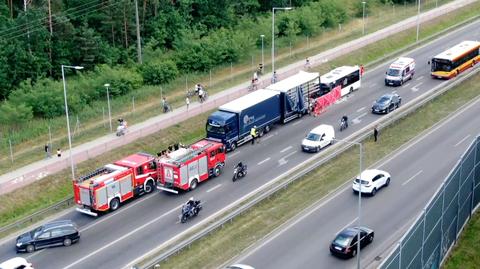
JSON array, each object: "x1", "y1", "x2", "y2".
[
  {"x1": 403, "y1": 82, "x2": 411, "y2": 88},
  {"x1": 280, "y1": 146, "x2": 293, "y2": 153},
  {"x1": 262, "y1": 134, "x2": 274, "y2": 141},
  {"x1": 371, "y1": 83, "x2": 378, "y2": 88},
  {"x1": 352, "y1": 112, "x2": 367, "y2": 125},
  {"x1": 292, "y1": 119, "x2": 303, "y2": 126},
  {"x1": 337, "y1": 217, "x2": 358, "y2": 234},
  {"x1": 64, "y1": 204, "x2": 183, "y2": 269},
  {"x1": 356, "y1": 107, "x2": 366, "y2": 113},
  {"x1": 454, "y1": 134, "x2": 471, "y2": 147},
  {"x1": 229, "y1": 151, "x2": 241, "y2": 158},
  {"x1": 416, "y1": 76, "x2": 424, "y2": 81},
  {"x1": 402, "y1": 170, "x2": 423, "y2": 186},
  {"x1": 278, "y1": 151, "x2": 298, "y2": 166},
  {"x1": 258, "y1": 158, "x2": 271, "y2": 165},
  {"x1": 206, "y1": 184, "x2": 222, "y2": 193},
  {"x1": 411, "y1": 82, "x2": 423, "y2": 92},
  {"x1": 392, "y1": 90, "x2": 397, "y2": 94}
]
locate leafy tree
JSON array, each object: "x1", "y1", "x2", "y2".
[
  {"x1": 139, "y1": 60, "x2": 179, "y2": 85},
  {"x1": 0, "y1": 101, "x2": 33, "y2": 131}
]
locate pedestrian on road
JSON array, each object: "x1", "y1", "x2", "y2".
[
  {"x1": 57, "y1": 148, "x2": 62, "y2": 157},
  {"x1": 250, "y1": 126, "x2": 257, "y2": 145},
  {"x1": 186, "y1": 96, "x2": 190, "y2": 110},
  {"x1": 374, "y1": 126, "x2": 379, "y2": 142},
  {"x1": 44, "y1": 143, "x2": 50, "y2": 159}
]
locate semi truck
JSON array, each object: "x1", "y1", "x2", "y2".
[{"x1": 207, "y1": 71, "x2": 321, "y2": 150}]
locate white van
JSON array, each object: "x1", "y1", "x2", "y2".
[
  {"x1": 301, "y1": 124, "x2": 335, "y2": 153},
  {"x1": 385, "y1": 57, "x2": 415, "y2": 86}
]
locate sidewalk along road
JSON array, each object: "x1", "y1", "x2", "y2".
[
  {"x1": 0, "y1": 17, "x2": 479, "y2": 269},
  {"x1": 0, "y1": 0, "x2": 476, "y2": 196}
]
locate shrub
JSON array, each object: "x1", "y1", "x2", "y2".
[
  {"x1": 0, "y1": 101, "x2": 33, "y2": 131},
  {"x1": 140, "y1": 60, "x2": 179, "y2": 85}
]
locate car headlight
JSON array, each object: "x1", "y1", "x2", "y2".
[{"x1": 16, "y1": 242, "x2": 22, "y2": 247}]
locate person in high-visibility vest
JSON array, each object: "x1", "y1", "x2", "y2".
[{"x1": 250, "y1": 126, "x2": 257, "y2": 145}]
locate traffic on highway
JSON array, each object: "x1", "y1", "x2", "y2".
[{"x1": 1, "y1": 13, "x2": 479, "y2": 269}]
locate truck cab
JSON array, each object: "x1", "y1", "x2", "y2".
[{"x1": 206, "y1": 111, "x2": 239, "y2": 149}]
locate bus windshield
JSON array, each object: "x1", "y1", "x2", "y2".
[
  {"x1": 431, "y1": 59, "x2": 452, "y2": 72},
  {"x1": 206, "y1": 124, "x2": 225, "y2": 135},
  {"x1": 387, "y1": 69, "x2": 401, "y2": 76}
]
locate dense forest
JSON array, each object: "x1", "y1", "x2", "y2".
[{"x1": 0, "y1": 0, "x2": 416, "y2": 127}]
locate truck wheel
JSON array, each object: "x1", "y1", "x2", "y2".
[
  {"x1": 189, "y1": 179, "x2": 198, "y2": 191},
  {"x1": 265, "y1": 125, "x2": 271, "y2": 133},
  {"x1": 145, "y1": 181, "x2": 154, "y2": 194},
  {"x1": 110, "y1": 198, "x2": 120, "y2": 211},
  {"x1": 230, "y1": 143, "x2": 237, "y2": 152},
  {"x1": 213, "y1": 165, "x2": 222, "y2": 177}
]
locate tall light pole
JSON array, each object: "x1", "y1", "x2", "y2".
[
  {"x1": 416, "y1": 0, "x2": 421, "y2": 42},
  {"x1": 362, "y1": 1, "x2": 366, "y2": 35},
  {"x1": 104, "y1": 83, "x2": 113, "y2": 132},
  {"x1": 272, "y1": 7, "x2": 292, "y2": 82},
  {"x1": 334, "y1": 138, "x2": 363, "y2": 269},
  {"x1": 260, "y1": 34, "x2": 265, "y2": 70},
  {"x1": 61, "y1": 65, "x2": 84, "y2": 182}
]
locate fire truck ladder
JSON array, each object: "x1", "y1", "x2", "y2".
[
  {"x1": 77, "y1": 167, "x2": 112, "y2": 183},
  {"x1": 173, "y1": 143, "x2": 214, "y2": 164}
]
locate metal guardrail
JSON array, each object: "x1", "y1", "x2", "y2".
[
  {"x1": 135, "y1": 61, "x2": 480, "y2": 268},
  {"x1": 0, "y1": 196, "x2": 74, "y2": 238}
]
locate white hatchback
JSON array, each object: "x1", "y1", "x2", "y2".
[{"x1": 352, "y1": 169, "x2": 391, "y2": 196}]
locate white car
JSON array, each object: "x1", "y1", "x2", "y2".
[
  {"x1": 0, "y1": 257, "x2": 34, "y2": 269},
  {"x1": 301, "y1": 124, "x2": 335, "y2": 153},
  {"x1": 226, "y1": 265, "x2": 255, "y2": 269},
  {"x1": 352, "y1": 169, "x2": 391, "y2": 196}
]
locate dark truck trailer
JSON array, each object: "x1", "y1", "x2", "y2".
[
  {"x1": 206, "y1": 89, "x2": 281, "y2": 150},
  {"x1": 266, "y1": 71, "x2": 320, "y2": 123}
]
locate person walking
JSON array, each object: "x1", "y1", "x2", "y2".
[
  {"x1": 271, "y1": 71, "x2": 278, "y2": 84},
  {"x1": 186, "y1": 96, "x2": 190, "y2": 110},
  {"x1": 305, "y1": 57, "x2": 311, "y2": 69},
  {"x1": 44, "y1": 143, "x2": 50, "y2": 159},
  {"x1": 57, "y1": 148, "x2": 62, "y2": 157},
  {"x1": 250, "y1": 126, "x2": 257, "y2": 145},
  {"x1": 374, "y1": 126, "x2": 379, "y2": 142}
]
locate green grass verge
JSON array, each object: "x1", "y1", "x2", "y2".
[
  {"x1": 443, "y1": 210, "x2": 480, "y2": 269},
  {"x1": 0, "y1": 0, "x2": 456, "y2": 175},
  {"x1": 145, "y1": 64, "x2": 480, "y2": 269},
  {"x1": 0, "y1": 0, "x2": 479, "y2": 238}
]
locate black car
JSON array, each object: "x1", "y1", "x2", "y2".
[
  {"x1": 371, "y1": 93, "x2": 401, "y2": 114},
  {"x1": 329, "y1": 226, "x2": 374, "y2": 258},
  {"x1": 16, "y1": 220, "x2": 80, "y2": 253}
]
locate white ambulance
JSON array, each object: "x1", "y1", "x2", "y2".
[{"x1": 384, "y1": 57, "x2": 415, "y2": 86}]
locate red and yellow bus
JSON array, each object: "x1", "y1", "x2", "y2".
[{"x1": 430, "y1": 41, "x2": 480, "y2": 79}]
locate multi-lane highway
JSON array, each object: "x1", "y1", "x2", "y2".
[
  {"x1": 0, "y1": 18, "x2": 478, "y2": 269},
  {"x1": 232, "y1": 73, "x2": 480, "y2": 269}
]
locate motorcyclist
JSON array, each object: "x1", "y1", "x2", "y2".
[
  {"x1": 185, "y1": 197, "x2": 197, "y2": 216},
  {"x1": 341, "y1": 115, "x2": 348, "y2": 128},
  {"x1": 235, "y1": 162, "x2": 245, "y2": 174}
]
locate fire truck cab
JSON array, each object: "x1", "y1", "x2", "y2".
[
  {"x1": 73, "y1": 153, "x2": 158, "y2": 217},
  {"x1": 157, "y1": 139, "x2": 226, "y2": 194}
]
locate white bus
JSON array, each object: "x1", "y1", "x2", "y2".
[{"x1": 320, "y1": 65, "x2": 361, "y2": 97}]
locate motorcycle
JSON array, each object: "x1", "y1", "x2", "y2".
[
  {"x1": 232, "y1": 164, "x2": 248, "y2": 182},
  {"x1": 339, "y1": 119, "x2": 348, "y2": 132},
  {"x1": 179, "y1": 200, "x2": 202, "y2": 223}
]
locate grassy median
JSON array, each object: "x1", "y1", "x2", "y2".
[
  {"x1": 1, "y1": 0, "x2": 480, "y2": 238},
  {"x1": 148, "y1": 67, "x2": 480, "y2": 269}
]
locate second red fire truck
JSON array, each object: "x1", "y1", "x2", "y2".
[
  {"x1": 156, "y1": 139, "x2": 226, "y2": 194},
  {"x1": 73, "y1": 153, "x2": 158, "y2": 216}
]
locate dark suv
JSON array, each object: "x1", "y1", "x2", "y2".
[{"x1": 16, "y1": 220, "x2": 80, "y2": 253}]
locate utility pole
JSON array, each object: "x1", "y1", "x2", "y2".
[
  {"x1": 134, "y1": 0, "x2": 143, "y2": 64},
  {"x1": 47, "y1": 0, "x2": 53, "y2": 75}
]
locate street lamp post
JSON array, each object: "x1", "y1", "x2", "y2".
[
  {"x1": 272, "y1": 7, "x2": 292, "y2": 82},
  {"x1": 61, "y1": 64, "x2": 84, "y2": 182},
  {"x1": 416, "y1": 0, "x2": 421, "y2": 42},
  {"x1": 260, "y1": 34, "x2": 265, "y2": 70},
  {"x1": 362, "y1": 1, "x2": 366, "y2": 35},
  {"x1": 104, "y1": 83, "x2": 113, "y2": 132},
  {"x1": 334, "y1": 138, "x2": 363, "y2": 269}
]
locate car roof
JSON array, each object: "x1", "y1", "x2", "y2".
[
  {"x1": 42, "y1": 220, "x2": 76, "y2": 230},
  {"x1": 359, "y1": 169, "x2": 385, "y2": 180},
  {"x1": 0, "y1": 257, "x2": 29, "y2": 268},
  {"x1": 309, "y1": 124, "x2": 333, "y2": 134},
  {"x1": 226, "y1": 264, "x2": 255, "y2": 269},
  {"x1": 338, "y1": 226, "x2": 373, "y2": 237}
]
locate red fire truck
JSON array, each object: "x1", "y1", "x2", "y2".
[
  {"x1": 73, "y1": 153, "x2": 158, "y2": 216},
  {"x1": 156, "y1": 139, "x2": 226, "y2": 194}
]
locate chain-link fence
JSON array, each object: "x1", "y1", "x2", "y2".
[{"x1": 381, "y1": 136, "x2": 480, "y2": 269}]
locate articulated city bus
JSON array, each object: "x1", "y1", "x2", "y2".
[{"x1": 430, "y1": 40, "x2": 480, "y2": 79}]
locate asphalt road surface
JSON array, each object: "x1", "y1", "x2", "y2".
[
  {"x1": 0, "y1": 18, "x2": 479, "y2": 269},
  {"x1": 232, "y1": 71, "x2": 480, "y2": 269}
]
